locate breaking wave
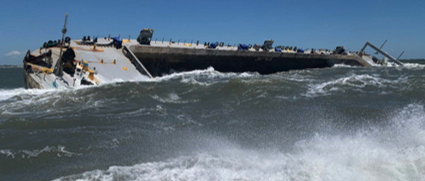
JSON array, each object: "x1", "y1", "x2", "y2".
[
  {"x1": 146, "y1": 67, "x2": 259, "y2": 84},
  {"x1": 305, "y1": 74, "x2": 408, "y2": 97},
  {"x1": 332, "y1": 63, "x2": 359, "y2": 68},
  {"x1": 54, "y1": 104, "x2": 425, "y2": 181},
  {"x1": 400, "y1": 63, "x2": 425, "y2": 69},
  {"x1": 0, "y1": 88, "x2": 56, "y2": 102}
]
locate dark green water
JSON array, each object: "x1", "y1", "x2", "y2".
[
  {"x1": 1, "y1": 64, "x2": 425, "y2": 180},
  {"x1": 0, "y1": 68, "x2": 25, "y2": 89}
]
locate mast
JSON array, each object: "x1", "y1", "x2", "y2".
[{"x1": 54, "y1": 13, "x2": 68, "y2": 77}]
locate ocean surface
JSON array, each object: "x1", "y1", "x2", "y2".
[{"x1": 1, "y1": 61, "x2": 425, "y2": 181}]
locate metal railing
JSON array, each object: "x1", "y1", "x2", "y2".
[
  {"x1": 122, "y1": 45, "x2": 153, "y2": 78},
  {"x1": 359, "y1": 42, "x2": 404, "y2": 66}
]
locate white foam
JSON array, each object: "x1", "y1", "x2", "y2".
[
  {"x1": 151, "y1": 93, "x2": 199, "y2": 104},
  {"x1": 400, "y1": 63, "x2": 425, "y2": 69},
  {"x1": 305, "y1": 74, "x2": 407, "y2": 97},
  {"x1": 55, "y1": 104, "x2": 425, "y2": 181},
  {"x1": 0, "y1": 145, "x2": 76, "y2": 159},
  {"x1": 332, "y1": 64, "x2": 359, "y2": 68},
  {"x1": 180, "y1": 77, "x2": 214, "y2": 86},
  {"x1": 0, "y1": 77, "x2": 152, "y2": 116},
  {"x1": 0, "y1": 88, "x2": 56, "y2": 102},
  {"x1": 143, "y1": 67, "x2": 258, "y2": 83}
]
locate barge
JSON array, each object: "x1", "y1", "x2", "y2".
[{"x1": 24, "y1": 14, "x2": 390, "y2": 89}]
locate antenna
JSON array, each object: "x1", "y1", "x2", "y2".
[
  {"x1": 374, "y1": 39, "x2": 387, "y2": 54},
  {"x1": 396, "y1": 51, "x2": 404, "y2": 60},
  {"x1": 54, "y1": 13, "x2": 68, "y2": 77}
]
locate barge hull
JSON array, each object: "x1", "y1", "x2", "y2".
[{"x1": 130, "y1": 46, "x2": 370, "y2": 77}]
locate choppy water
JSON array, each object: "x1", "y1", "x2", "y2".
[{"x1": 1, "y1": 62, "x2": 425, "y2": 181}]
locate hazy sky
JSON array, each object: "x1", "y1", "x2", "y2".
[{"x1": 1, "y1": 0, "x2": 424, "y2": 65}]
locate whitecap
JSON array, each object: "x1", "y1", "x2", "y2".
[
  {"x1": 1, "y1": 145, "x2": 77, "y2": 159},
  {"x1": 54, "y1": 104, "x2": 425, "y2": 181},
  {"x1": 305, "y1": 74, "x2": 407, "y2": 97}
]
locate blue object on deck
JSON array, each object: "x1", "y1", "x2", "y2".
[
  {"x1": 238, "y1": 44, "x2": 249, "y2": 50},
  {"x1": 297, "y1": 49, "x2": 304, "y2": 53},
  {"x1": 112, "y1": 37, "x2": 122, "y2": 48},
  {"x1": 275, "y1": 47, "x2": 282, "y2": 52},
  {"x1": 52, "y1": 80, "x2": 58, "y2": 88},
  {"x1": 208, "y1": 43, "x2": 217, "y2": 49}
]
